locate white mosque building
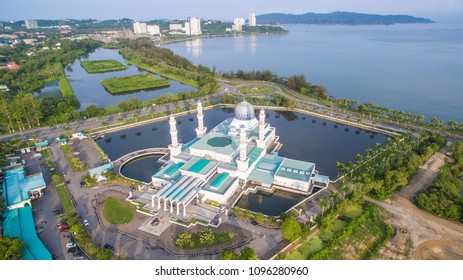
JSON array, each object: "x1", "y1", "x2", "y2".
[{"x1": 150, "y1": 101, "x2": 329, "y2": 218}]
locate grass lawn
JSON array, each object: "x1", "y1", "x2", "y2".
[
  {"x1": 55, "y1": 185, "x2": 74, "y2": 213},
  {"x1": 100, "y1": 74, "x2": 171, "y2": 94},
  {"x1": 285, "y1": 235, "x2": 324, "y2": 260},
  {"x1": 80, "y1": 60, "x2": 128, "y2": 74},
  {"x1": 103, "y1": 197, "x2": 137, "y2": 224},
  {"x1": 344, "y1": 204, "x2": 363, "y2": 219},
  {"x1": 238, "y1": 85, "x2": 273, "y2": 95},
  {"x1": 319, "y1": 219, "x2": 347, "y2": 241}
]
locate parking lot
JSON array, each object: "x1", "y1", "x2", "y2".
[{"x1": 70, "y1": 139, "x2": 102, "y2": 169}]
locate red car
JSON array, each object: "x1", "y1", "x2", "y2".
[
  {"x1": 58, "y1": 224, "x2": 70, "y2": 230},
  {"x1": 59, "y1": 228, "x2": 69, "y2": 232}
]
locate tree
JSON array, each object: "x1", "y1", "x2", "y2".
[
  {"x1": 287, "y1": 74, "x2": 309, "y2": 92},
  {"x1": 175, "y1": 232, "x2": 193, "y2": 248},
  {"x1": 240, "y1": 247, "x2": 259, "y2": 260},
  {"x1": 0, "y1": 236, "x2": 24, "y2": 260},
  {"x1": 220, "y1": 249, "x2": 239, "y2": 260},
  {"x1": 281, "y1": 216, "x2": 302, "y2": 242},
  {"x1": 96, "y1": 248, "x2": 112, "y2": 260},
  {"x1": 199, "y1": 228, "x2": 215, "y2": 245}
]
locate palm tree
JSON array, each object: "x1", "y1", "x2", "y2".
[
  {"x1": 319, "y1": 198, "x2": 329, "y2": 218},
  {"x1": 329, "y1": 191, "x2": 340, "y2": 204},
  {"x1": 340, "y1": 184, "x2": 349, "y2": 199}
]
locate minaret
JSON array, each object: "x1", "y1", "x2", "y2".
[
  {"x1": 256, "y1": 108, "x2": 267, "y2": 149},
  {"x1": 168, "y1": 114, "x2": 182, "y2": 157},
  {"x1": 195, "y1": 100, "x2": 207, "y2": 138},
  {"x1": 259, "y1": 108, "x2": 266, "y2": 140},
  {"x1": 236, "y1": 125, "x2": 249, "y2": 172}
]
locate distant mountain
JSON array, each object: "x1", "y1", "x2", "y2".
[{"x1": 256, "y1": 11, "x2": 434, "y2": 25}]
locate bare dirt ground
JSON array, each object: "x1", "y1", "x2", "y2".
[
  {"x1": 367, "y1": 146, "x2": 463, "y2": 260},
  {"x1": 399, "y1": 147, "x2": 448, "y2": 200}
]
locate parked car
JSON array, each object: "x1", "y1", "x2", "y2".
[
  {"x1": 67, "y1": 247, "x2": 77, "y2": 253},
  {"x1": 52, "y1": 206, "x2": 63, "y2": 213},
  {"x1": 59, "y1": 228, "x2": 69, "y2": 232},
  {"x1": 83, "y1": 220, "x2": 89, "y2": 226},
  {"x1": 58, "y1": 224, "x2": 70, "y2": 230},
  {"x1": 250, "y1": 220, "x2": 258, "y2": 226},
  {"x1": 103, "y1": 244, "x2": 113, "y2": 250},
  {"x1": 66, "y1": 243, "x2": 76, "y2": 248},
  {"x1": 73, "y1": 253, "x2": 84, "y2": 260}
]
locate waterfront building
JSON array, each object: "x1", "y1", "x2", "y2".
[
  {"x1": 133, "y1": 21, "x2": 147, "y2": 34},
  {"x1": 24, "y1": 19, "x2": 38, "y2": 29},
  {"x1": 169, "y1": 23, "x2": 183, "y2": 31},
  {"x1": 249, "y1": 13, "x2": 257, "y2": 26},
  {"x1": 147, "y1": 24, "x2": 160, "y2": 35},
  {"x1": 150, "y1": 101, "x2": 329, "y2": 218},
  {"x1": 234, "y1": 18, "x2": 245, "y2": 26},
  {"x1": 185, "y1": 17, "x2": 202, "y2": 35}
]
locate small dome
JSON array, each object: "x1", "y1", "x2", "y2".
[{"x1": 234, "y1": 101, "x2": 255, "y2": 121}]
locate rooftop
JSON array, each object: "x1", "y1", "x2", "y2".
[
  {"x1": 189, "y1": 131, "x2": 239, "y2": 156},
  {"x1": 181, "y1": 157, "x2": 218, "y2": 176},
  {"x1": 3, "y1": 206, "x2": 52, "y2": 260},
  {"x1": 275, "y1": 158, "x2": 315, "y2": 182},
  {"x1": 2, "y1": 166, "x2": 46, "y2": 207}
]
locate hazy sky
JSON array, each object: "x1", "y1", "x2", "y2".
[{"x1": 2, "y1": 0, "x2": 462, "y2": 21}]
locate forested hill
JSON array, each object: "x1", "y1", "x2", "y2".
[{"x1": 256, "y1": 12, "x2": 434, "y2": 25}]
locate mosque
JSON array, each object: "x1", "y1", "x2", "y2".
[{"x1": 149, "y1": 101, "x2": 329, "y2": 218}]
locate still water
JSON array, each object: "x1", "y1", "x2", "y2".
[
  {"x1": 165, "y1": 24, "x2": 463, "y2": 122},
  {"x1": 63, "y1": 48, "x2": 196, "y2": 109},
  {"x1": 98, "y1": 108, "x2": 388, "y2": 181}
]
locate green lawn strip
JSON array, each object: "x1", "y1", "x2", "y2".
[
  {"x1": 55, "y1": 185, "x2": 74, "y2": 213},
  {"x1": 100, "y1": 74, "x2": 171, "y2": 94},
  {"x1": 285, "y1": 235, "x2": 324, "y2": 260},
  {"x1": 122, "y1": 54, "x2": 200, "y2": 88},
  {"x1": 238, "y1": 85, "x2": 273, "y2": 95},
  {"x1": 58, "y1": 77, "x2": 80, "y2": 108},
  {"x1": 60, "y1": 145, "x2": 87, "y2": 172},
  {"x1": 41, "y1": 148, "x2": 51, "y2": 159},
  {"x1": 80, "y1": 60, "x2": 128, "y2": 73},
  {"x1": 103, "y1": 197, "x2": 137, "y2": 224}
]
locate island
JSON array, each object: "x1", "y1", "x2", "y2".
[
  {"x1": 100, "y1": 74, "x2": 171, "y2": 95},
  {"x1": 256, "y1": 11, "x2": 434, "y2": 25}
]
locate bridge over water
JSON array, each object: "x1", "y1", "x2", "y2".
[{"x1": 112, "y1": 147, "x2": 170, "y2": 175}]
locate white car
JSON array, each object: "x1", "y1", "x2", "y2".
[
  {"x1": 66, "y1": 243, "x2": 76, "y2": 248},
  {"x1": 83, "y1": 220, "x2": 89, "y2": 226}
]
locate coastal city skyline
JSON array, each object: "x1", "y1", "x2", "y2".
[{"x1": 1, "y1": 0, "x2": 463, "y2": 21}]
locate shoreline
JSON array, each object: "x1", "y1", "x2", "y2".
[{"x1": 159, "y1": 30, "x2": 289, "y2": 46}]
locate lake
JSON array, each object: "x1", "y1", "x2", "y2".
[
  {"x1": 165, "y1": 24, "x2": 463, "y2": 123},
  {"x1": 63, "y1": 48, "x2": 196, "y2": 109},
  {"x1": 98, "y1": 108, "x2": 388, "y2": 182}
]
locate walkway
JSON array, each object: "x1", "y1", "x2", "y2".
[{"x1": 113, "y1": 147, "x2": 169, "y2": 174}]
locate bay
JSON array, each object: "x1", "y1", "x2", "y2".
[{"x1": 165, "y1": 24, "x2": 463, "y2": 122}]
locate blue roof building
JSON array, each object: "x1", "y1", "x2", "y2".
[
  {"x1": 2, "y1": 166, "x2": 47, "y2": 210},
  {"x1": 2, "y1": 206, "x2": 52, "y2": 260}
]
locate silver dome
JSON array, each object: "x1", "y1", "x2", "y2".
[{"x1": 234, "y1": 101, "x2": 255, "y2": 121}]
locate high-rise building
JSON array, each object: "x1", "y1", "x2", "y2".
[
  {"x1": 234, "y1": 18, "x2": 245, "y2": 26},
  {"x1": 133, "y1": 21, "x2": 147, "y2": 34},
  {"x1": 185, "y1": 17, "x2": 202, "y2": 35},
  {"x1": 249, "y1": 13, "x2": 256, "y2": 26},
  {"x1": 147, "y1": 25, "x2": 160, "y2": 35},
  {"x1": 24, "y1": 19, "x2": 38, "y2": 29},
  {"x1": 169, "y1": 23, "x2": 183, "y2": 31}
]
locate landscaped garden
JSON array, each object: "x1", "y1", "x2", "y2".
[
  {"x1": 100, "y1": 74, "x2": 171, "y2": 94},
  {"x1": 174, "y1": 228, "x2": 235, "y2": 249},
  {"x1": 80, "y1": 60, "x2": 128, "y2": 73},
  {"x1": 238, "y1": 85, "x2": 273, "y2": 95},
  {"x1": 103, "y1": 197, "x2": 137, "y2": 224}
]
